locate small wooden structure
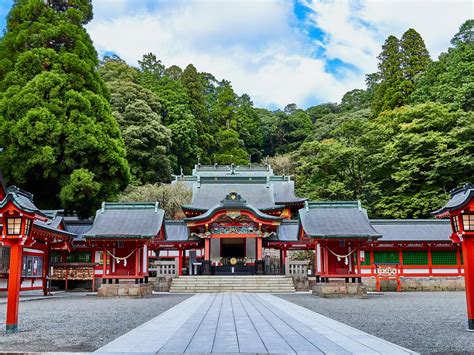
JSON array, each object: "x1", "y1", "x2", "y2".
[{"x1": 374, "y1": 264, "x2": 401, "y2": 292}]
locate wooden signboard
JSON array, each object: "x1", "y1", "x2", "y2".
[{"x1": 375, "y1": 264, "x2": 401, "y2": 292}]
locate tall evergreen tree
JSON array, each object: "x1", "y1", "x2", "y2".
[
  {"x1": 0, "y1": 0, "x2": 130, "y2": 217},
  {"x1": 180, "y1": 64, "x2": 213, "y2": 161},
  {"x1": 399, "y1": 28, "x2": 431, "y2": 100},
  {"x1": 371, "y1": 35, "x2": 404, "y2": 115}
]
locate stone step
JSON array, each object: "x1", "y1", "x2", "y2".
[
  {"x1": 173, "y1": 281, "x2": 293, "y2": 286},
  {"x1": 169, "y1": 289, "x2": 295, "y2": 293},
  {"x1": 170, "y1": 275, "x2": 296, "y2": 293},
  {"x1": 170, "y1": 286, "x2": 295, "y2": 290}
]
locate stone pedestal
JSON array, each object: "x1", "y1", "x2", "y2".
[
  {"x1": 154, "y1": 277, "x2": 173, "y2": 292},
  {"x1": 313, "y1": 282, "x2": 367, "y2": 299},
  {"x1": 97, "y1": 283, "x2": 153, "y2": 297},
  {"x1": 292, "y1": 276, "x2": 309, "y2": 291}
]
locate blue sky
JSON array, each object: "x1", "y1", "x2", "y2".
[{"x1": 0, "y1": 0, "x2": 472, "y2": 109}]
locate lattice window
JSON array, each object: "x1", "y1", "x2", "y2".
[
  {"x1": 66, "y1": 252, "x2": 92, "y2": 263},
  {"x1": 0, "y1": 247, "x2": 10, "y2": 272},
  {"x1": 51, "y1": 252, "x2": 61, "y2": 264},
  {"x1": 403, "y1": 251, "x2": 428, "y2": 265},
  {"x1": 431, "y1": 250, "x2": 458, "y2": 265},
  {"x1": 462, "y1": 214, "x2": 474, "y2": 231},
  {"x1": 374, "y1": 251, "x2": 399, "y2": 264}
]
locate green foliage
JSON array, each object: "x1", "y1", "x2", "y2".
[
  {"x1": 213, "y1": 129, "x2": 249, "y2": 165},
  {"x1": 297, "y1": 102, "x2": 473, "y2": 218},
  {"x1": 371, "y1": 29, "x2": 430, "y2": 115},
  {"x1": 411, "y1": 20, "x2": 474, "y2": 111},
  {"x1": 119, "y1": 182, "x2": 192, "y2": 219},
  {"x1": 371, "y1": 35, "x2": 404, "y2": 114},
  {"x1": 0, "y1": 0, "x2": 130, "y2": 216},
  {"x1": 259, "y1": 106, "x2": 312, "y2": 156},
  {"x1": 296, "y1": 110, "x2": 376, "y2": 205},
  {"x1": 369, "y1": 103, "x2": 473, "y2": 218},
  {"x1": 100, "y1": 56, "x2": 172, "y2": 183},
  {"x1": 400, "y1": 29, "x2": 431, "y2": 96},
  {"x1": 59, "y1": 168, "x2": 100, "y2": 219}
]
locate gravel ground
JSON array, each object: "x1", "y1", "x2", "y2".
[
  {"x1": 278, "y1": 292, "x2": 474, "y2": 355},
  {"x1": 0, "y1": 293, "x2": 190, "y2": 352}
]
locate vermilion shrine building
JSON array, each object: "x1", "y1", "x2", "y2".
[{"x1": 0, "y1": 165, "x2": 466, "y2": 292}]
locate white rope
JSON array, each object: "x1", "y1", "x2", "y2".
[
  {"x1": 106, "y1": 248, "x2": 137, "y2": 267},
  {"x1": 326, "y1": 246, "x2": 359, "y2": 265}
]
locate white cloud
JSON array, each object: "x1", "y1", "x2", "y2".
[
  {"x1": 86, "y1": 0, "x2": 472, "y2": 109},
  {"x1": 303, "y1": 0, "x2": 472, "y2": 72}
]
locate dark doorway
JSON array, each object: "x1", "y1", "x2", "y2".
[{"x1": 221, "y1": 238, "x2": 245, "y2": 257}]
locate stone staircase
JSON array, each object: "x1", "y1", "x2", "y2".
[{"x1": 169, "y1": 275, "x2": 296, "y2": 293}]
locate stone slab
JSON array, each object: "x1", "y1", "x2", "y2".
[
  {"x1": 313, "y1": 282, "x2": 368, "y2": 298},
  {"x1": 95, "y1": 293, "x2": 417, "y2": 354}
]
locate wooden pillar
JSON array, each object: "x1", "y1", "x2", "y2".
[
  {"x1": 178, "y1": 249, "x2": 183, "y2": 276},
  {"x1": 6, "y1": 242, "x2": 23, "y2": 333},
  {"x1": 279, "y1": 249, "x2": 284, "y2": 270},
  {"x1": 42, "y1": 244, "x2": 51, "y2": 296},
  {"x1": 457, "y1": 248, "x2": 462, "y2": 275},
  {"x1": 204, "y1": 239, "x2": 210, "y2": 260},
  {"x1": 357, "y1": 249, "x2": 361, "y2": 275},
  {"x1": 102, "y1": 247, "x2": 107, "y2": 276},
  {"x1": 428, "y1": 247, "x2": 433, "y2": 276},
  {"x1": 135, "y1": 245, "x2": 140, "y2": 278},
  {"x1": 324, "y1": 245, "x2": 329, "y2": 276},
  {"x1": 399, "y1": 248, "x2": 404, "y2": 276},
  {"x1": 462, "y1": 237, "x2": 474, "y2": 330},
  {"x1": 256, "y1": 238, "x2": 262, "y2": 260}
]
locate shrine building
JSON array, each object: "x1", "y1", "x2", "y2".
[{"x1": 0, "y1": 164, "x2": 466, "y2": 292}]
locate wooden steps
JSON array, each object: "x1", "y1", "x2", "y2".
[{"x1": 169, "y1": 275, "x2": 296, "y2": 293}]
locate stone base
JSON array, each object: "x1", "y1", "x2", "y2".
[
  {"x1": 97, "y1": 283, "x2": 153, "y2": 297},
  {"x1": 154, "y1": 277, "x2": 173, "y2": 292},
  {"x1": 291, "y1": 276, "x2": 309, "y2": 291},
  {"x1": 363, "y1": 276, "x2": 465, "y2": 292},
  {"x1": 313, "y1": 282, "x2": 368, "y2": 299}
]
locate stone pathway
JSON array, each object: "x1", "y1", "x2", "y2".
[{"x1": 95, "y1": 293, "x2": 417, "y2": 354}]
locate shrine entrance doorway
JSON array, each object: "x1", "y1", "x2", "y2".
[{"x1": 221, "y1": 238, "x2": 245, "y2": 258}]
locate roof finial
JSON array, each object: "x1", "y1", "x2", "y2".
[{"x1": 231, "y1": 163, "x2": 235, "y2": 175}]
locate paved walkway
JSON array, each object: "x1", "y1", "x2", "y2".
[{"x1": 95, "y1": 293, "x2": 417, "y2": 354}]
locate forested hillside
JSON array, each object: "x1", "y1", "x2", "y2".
[{"x1": 0, "y1": 1, "x2": 472, "y2": 218}]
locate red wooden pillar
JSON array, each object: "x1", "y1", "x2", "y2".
[
  {"x1": 256, "y1": 238, "x2": 263, "y2": 260},
  {"x1": 356, "y1": 249, "x2": 361, "y2": 275},
  {"x1": 324, "y1": 245, "x2": 329, "y2": 276},
  {"x1": 204, "y1": 239, "x2": 210, "y2": 260},
  {"x1": 6, "y1": 242, "x2": 23, "y2": 333},
  {"x1": 135, "y1": 246, "x2": 140, "y2": 278},
  {"x1": 462, "y1": 237, "x2": 474, "y2": 330},
  {"x1": 428, "y1": 247, "x2": 433, "y2": 276},
  {"x1": 178, "y1": 249, "x2": 183, "y2": 276}
]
